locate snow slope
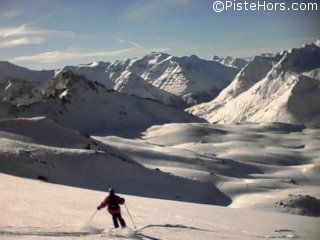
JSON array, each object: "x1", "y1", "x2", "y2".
[
  {"x1": 1, "y1": 116, "x2": 319, "y2": 239},
  {"x1": 95, "y1": 122, "x2": 320, "y2": 217},
  {"x1": 0, "y1": 117, "x2": 228, "y2": 204},
  {"x1": 0, "y1": 71, "x2": 203, "y2": 136},
  {"x1": 0, "y1": 116, "x2": 93, "y2": 148},
  {"x1": 1, "y1": 173, "x2": 319, "y2": 240},
  {"x1": 0, "y1": 61, "x2": 54, "y2": 105},
  {"x1": 213, "y1": 55, "x2": 248, "y2": 69},
  {"x1": 189, "y1": 41, "x2": 320, "y2": 127}
]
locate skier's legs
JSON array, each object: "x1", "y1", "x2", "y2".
[
  {"x1": 112, "y1": 214, "x2": 119, "y2": 228},
  {"x1": 117, "y1": 213, "x2": 126, "y2": 228}
]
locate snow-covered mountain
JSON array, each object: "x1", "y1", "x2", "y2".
[
  {"x1": 0, "y1": 61, "x2": 53, "y2": 83},
  {"x1": 55, "y1": 61, "x2": 112, "y2": 88},
  {"x1": 212, "y1": 56, "x2": 248, "y2": 69},
  {"x1": 57, "y1": 62, "x2": 187, "y2": 109},
  {"x1": 2, "y1": 71, "x2": 202, "y2": 136},
  {"x1": 188, "y1": 40, "x2": 320, "y2": 127},
  {"x1": 0, "y1": 61, "x2": 54, "y2": 105},
  {"x1": 106, "y1": 53, "x2": 239, "y2": 106},
  {"x1": 56, "y1": 53, "x2": 239, "y2": 107},
  {"x1": 260, "y1": 53, "x2": 277, "y2": 58},
  {"x1": 113, "y1": 71, "x2": 187, "y2": 109},
  {"x1": 189, "y1": 54, "x2": 282, "y2": 118}
]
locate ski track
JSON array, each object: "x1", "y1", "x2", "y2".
[
  {"x1": 0, "y1": 230, "x2": 99, "y2": 237},
  {"x1": 135, "y1": 224, "x2": 299, "y2": 240},
  {"x1": 0, "y1": 227, "x2": 299, "y2": 240},
  {"x1": 138, "y1": 224, "x2": 213, "y2": 232},
  {"x1": 0, "y1": 224, "x2": 212, "y2": 240}
]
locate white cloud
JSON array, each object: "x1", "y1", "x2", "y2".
[
  {"x1": 13, "y1": 51, "x2": 74, "y2": 63},
  {"x1": 0, "y1": 25, "x2": 75, "y2": 39},
  {"x1": 0, "y1": 24, "x2": 74, "y2": 49},
  {"x1": 12, "y1": 46, "x2": 170, "y2": 63},
  {"x1": 129, "y1": 41, "x2": 143, "y2": 48},
  {"x1": 11, "y1": 48, "x2": 138, "y2": 63},
  {"x1": 0, "y1": 37, "x2": 44, "y2": 48},
  {"x1": 115, "y1": 38, "x2": 143, "y2": 48},
  {"x1": 0, "y1": 25, "x2": 27, "y2": 39}
]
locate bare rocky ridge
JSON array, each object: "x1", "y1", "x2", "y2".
[{"x1": 276, "y1": 194, "x2": 320, "y2": 217}]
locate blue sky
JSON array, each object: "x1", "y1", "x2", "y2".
[{"x1": 0, "y1": 0, "x2": 319, "y2": 69}]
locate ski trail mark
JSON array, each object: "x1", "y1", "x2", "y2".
[
  {"x1": 0, "y1": 230, "x2": 104, "y2": 237},
  {"x1": 138, "y1": 224, "x2": 214, "y2": 233}
]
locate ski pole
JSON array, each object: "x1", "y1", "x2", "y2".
[
  {"x1": 124, "y1": 203, "x2": 136, "y2": 229},
  {"x1": 85, "y1": 209, "x2": 98, "y2": 226}
]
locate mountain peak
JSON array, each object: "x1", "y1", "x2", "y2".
[
  {"x1": 0, "y1": 60, "x2": 15, "y2": 66},
  {"x1": 142, "y1": 52, "x2": 171, "y2": 62},
  {"x1": 212, "y1": 55, "x2": 248, "y2": 69},
  {"x1": 80, "y1": 61, "x2": 110, "y2": 68},
  {"x1": 0, "y1": 61, "x2": 54, "y2": 84},
  {"x1": 0, "y1": 61, "x2": 31, "y2": 72}
]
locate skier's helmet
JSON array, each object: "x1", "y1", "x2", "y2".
[{"x1": 109, "y1": 188, "x2": 115, "y2": 195}]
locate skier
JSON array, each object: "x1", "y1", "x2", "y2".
[{"x1": 97, "y1": 188, "x2": 127, "y2": 228}]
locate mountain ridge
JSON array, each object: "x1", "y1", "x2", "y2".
[
  {"x1": 1, "y1": 71, "x2": 203, "y2": 137},
  {"x1": 188, "y1": 40, "x2": 320, "y2": 127}
]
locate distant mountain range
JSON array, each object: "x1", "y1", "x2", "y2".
[
  {"x1": 56, "y1": 52, "x2": 239, "y2": 106},
  {"x1": 1, "y1": 40, "x2": 319, "y2": 129},
  {"x1": 1, "y1": 53, "x2": 240, "y2": 108}
]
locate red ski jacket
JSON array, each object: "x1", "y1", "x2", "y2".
[{"x1": 98, "y1": 195, "x2": 125, "y2": 215}]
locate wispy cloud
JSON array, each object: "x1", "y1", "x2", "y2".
[
  {"x1": 129, "y1": 41, "x2": 143, "y2": 48},
  {"x1": 0, "y1": 37, "x2": 44, "y2": 48},
  {"x1": 0, "y1": 25, "x2": 75, "y2": 39},
  {"x1": 0, "y1": 24, "x2": 74, "y2": 48},
  {"x1": 11, "y1": 46, "x2": 170, "y2": 63},
  {"x1": 115, "y1": 38, "x2": 143, "y2": 48},
  {"x1": 12, "y1": 48, "x2": 135, "y2": 63}
]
